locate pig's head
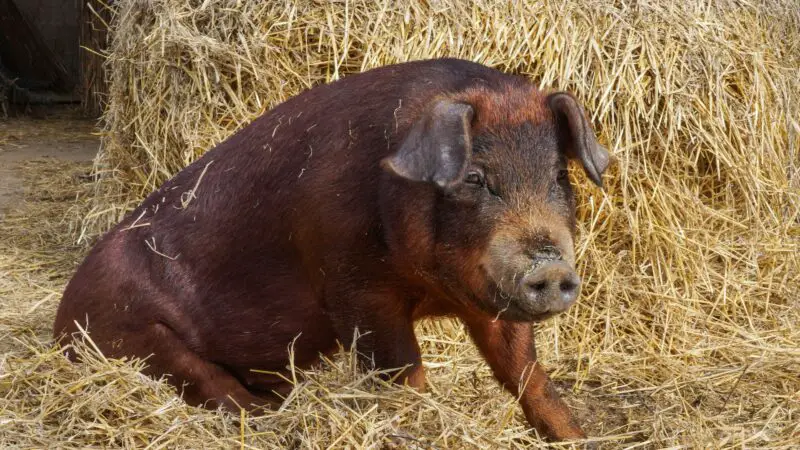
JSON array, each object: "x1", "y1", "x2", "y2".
[{"x1": 382, "y1": 85, "x2": 609, "y2": 321}]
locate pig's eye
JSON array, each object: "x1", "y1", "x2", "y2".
[
  {"x1": 464, "y1": 170, "x2": 485, "y2": 186},
  {"x1": 557, "y1": 169, "x2": 569, "y2": 182}
]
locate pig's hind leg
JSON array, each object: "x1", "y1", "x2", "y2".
[{"x1": 119, "y1": 321, "x2": 270, "y2": 413}]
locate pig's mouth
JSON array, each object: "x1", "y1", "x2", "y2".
[{"x1": 480, "y1": 282, "x2": 562, "y2": 322}]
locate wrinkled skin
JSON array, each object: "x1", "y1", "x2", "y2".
[{"x1": 53, "y1": 58, "x2": 608, "y2": 443}]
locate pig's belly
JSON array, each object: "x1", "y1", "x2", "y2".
[{"x1": 189, "y1": 274, "x2": 338, "y2": 375}]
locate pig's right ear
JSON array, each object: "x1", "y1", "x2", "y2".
[{"x1": 381, "y1": 100, "x2": 474, "y2": 189}]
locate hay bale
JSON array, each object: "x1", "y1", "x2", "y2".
[{"x1": 6, "y1": 0, "x2": 795, "y2": 447}]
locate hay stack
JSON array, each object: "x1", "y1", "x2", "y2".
[{"x1": 4, "y1": 0, "x2": 797, "y2": 448}]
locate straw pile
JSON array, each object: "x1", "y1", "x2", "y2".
[{"x1": 2, "y1": 0, "x2": 798, "y2": 448}]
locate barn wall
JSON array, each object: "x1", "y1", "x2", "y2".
[{"x1": 15, "y1": 0, "x2": 81, "y2": 80}]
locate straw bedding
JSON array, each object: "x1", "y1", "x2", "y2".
[{"x1": 2, "y1": 0, "x2": 799, "y2": 448}]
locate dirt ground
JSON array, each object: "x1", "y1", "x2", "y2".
[{"x1": 0, "y1": 105, "x2": 99, "y2": 216}]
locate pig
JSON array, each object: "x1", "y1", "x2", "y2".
[{"x1": 53, "y1": 58, "x2": 609, "y2": 442}]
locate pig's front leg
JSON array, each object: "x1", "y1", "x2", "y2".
[
  {"x1": 324, "y1": 283, "x2": 426, "y2": 390},
  {"x1": 462, "y1": 316, "x2": 586, "y2": 441}
]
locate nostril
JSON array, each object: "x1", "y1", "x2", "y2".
[
  {"x1": 559, "y1": 279, "x2": 577, "y2": 293},
  {"x1": 558, "y1": 273, "x2": 581, "y2": 306},
  {"x1": 520, "y1": 262, "x2": 580, "y2": 305},
  {"x1": 530, "y1": 281, "x2": 547, "y2": 293}
]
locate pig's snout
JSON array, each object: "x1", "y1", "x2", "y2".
[{"x1": 519, "y1": 260, "x2": 581, "y2": 315}]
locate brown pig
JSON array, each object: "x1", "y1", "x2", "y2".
[{"x1": 53, "y1": 58, "x2": 609, "y2": 441}]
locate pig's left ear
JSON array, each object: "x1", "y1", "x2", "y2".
[
  {"x1": 382, "y1": 99, "x2": 474, "y2": 189},
  {"x1": 548, "y1": 92, "x2": 609, "y2": 188}
]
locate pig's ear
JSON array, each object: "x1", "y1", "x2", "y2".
[
  {"x1": 548, "y1": 92, "x2": 609, "y2": 188},
  {"x1": 382, "y1": 100, "x2": 474, "y2": 189}
]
